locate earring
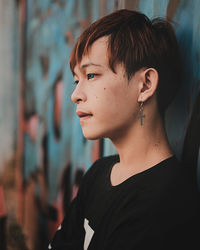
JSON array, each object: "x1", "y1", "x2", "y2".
[{"x1": 139, "y1": 102, "x2": 145, "y2": 126}]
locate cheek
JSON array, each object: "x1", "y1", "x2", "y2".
[
  {"x1": 105, "y1": 86, "x2": 138, "y2": 120},
  {"x1": 94, "y1": 87, "x2": 126, "y2": 117}
]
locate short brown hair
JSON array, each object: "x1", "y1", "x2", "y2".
[{"x1": 70, "y1": 9, "x2": 182, "y2": 117}]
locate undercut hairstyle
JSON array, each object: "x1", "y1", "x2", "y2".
[{"x1": 70, "y1": 9, "x2": 182, "y2": 117}]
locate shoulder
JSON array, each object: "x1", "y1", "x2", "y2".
[
  {"x1": 156, "y1": 156, "x2": 198, "y2": 197},
  {"x1": 168, "y1": 156, "x2": 198, "y2": 193},
  {"x1": 159, "y1": 156, "x2": 200, "y2": 218}
]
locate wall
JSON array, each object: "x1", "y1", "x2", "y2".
[{"x1": 0, "y1": 0, "x2": 19, "y2": 172}]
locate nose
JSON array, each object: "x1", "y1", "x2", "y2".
[{"x1": 71, "y1": 84, "x2": 87, "y2": 104}]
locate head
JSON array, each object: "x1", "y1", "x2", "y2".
[{"x1": 70, "y1": 9, "x2": 182, "y2": 140}]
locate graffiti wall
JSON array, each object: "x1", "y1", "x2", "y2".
[
  {"x1": 0, "y1": 0, "x2": 200, "y2": 249},
  {"x1": 0, "y1": 0, "x2": 18, "y2": 172}
]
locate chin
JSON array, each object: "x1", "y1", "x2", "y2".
[
  {"x1": 82, "y1": 128, "x2": 106, "y2": 140},
  {"x1": 82, "y1": 133, "x2": 103, "y2": 140}
]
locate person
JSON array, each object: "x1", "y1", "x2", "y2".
[{"x1": 48, "y1": 9, "x2": 200, "y2": 250}]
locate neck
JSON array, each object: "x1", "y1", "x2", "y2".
[{"x1": 110, "y1": 113, "x2": 173, "y2": 172}]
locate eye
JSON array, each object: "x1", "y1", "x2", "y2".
[{"x1": 87, "y1": 73, "x2": 97, "y2": 80}]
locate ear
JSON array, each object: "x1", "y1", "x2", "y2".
[{"x1": 137, "y1": 68, "x2": 159, "y2": 103}]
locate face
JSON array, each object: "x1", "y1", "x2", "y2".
[{"x1": 71, "y1": 36, "x2": 141, "y2": 141}]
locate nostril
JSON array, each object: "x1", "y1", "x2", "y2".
[{"x1": 76, "y1": 98, "x2": 82, "y2": 104}]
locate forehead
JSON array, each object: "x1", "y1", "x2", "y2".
[{"x1": 74, "y1": 36, "x2": 109, "y2": 74}]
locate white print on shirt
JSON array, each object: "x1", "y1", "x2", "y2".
[{"x1": 84, "y1": 218, "x2": 94, "y2": 250}]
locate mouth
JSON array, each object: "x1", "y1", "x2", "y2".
[{"x1": 76, "y1": 111, "x2": 93, "y2": 121}]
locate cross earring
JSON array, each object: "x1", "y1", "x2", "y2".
[{"x1": 139, "y1": 102, "x2": 145, "y2": 126}]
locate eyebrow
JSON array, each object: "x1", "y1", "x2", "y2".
[
  {"x1": 73, "y1": 63, "x2": 103, "y2": 76},
  {"x1": 80, "y1": 63, "x2": 103, "y2": 69}
]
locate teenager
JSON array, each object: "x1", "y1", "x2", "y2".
[{"x1": 48, "y1": 9, "x2": 200, "y2": 250}]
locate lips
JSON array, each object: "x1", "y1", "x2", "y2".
[{"x1": 76, "y1": 111, "x2": 93, "y2": 120}]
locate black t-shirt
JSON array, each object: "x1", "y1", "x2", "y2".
[{"x1": 48, "y1": 155, "x2": 200, "y2": 250}]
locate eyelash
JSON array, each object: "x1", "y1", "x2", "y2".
[
  {"x1": 73, "y1": 73, "x2": 98, "y2": 85},
  {"x1": 87, "y1": 73, "x2": 98, "y2": 80}
]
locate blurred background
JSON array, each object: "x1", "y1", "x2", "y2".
[{"x1": 0, "y1": 0, "x2": 200, "y2": 249}]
